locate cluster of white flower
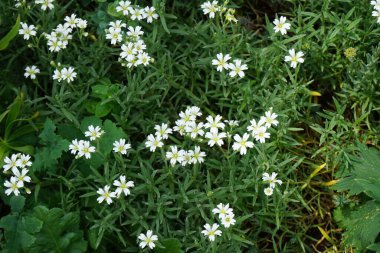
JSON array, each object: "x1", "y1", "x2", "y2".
[
  {"x1": 371, "y1": 0, "x2": 380, "y2": 23},
  {"x1": 262, "y1": 172, "x2": 282, "y2": 196},
  {"x1": 24, "y1": 65, "x2": 40, "y2": 80},
  {"x1": 19, "y1": 22, "x2": 37, "y2": 40},
  {"x1": 202, "y1": 203, "x2": 236, "y2": 241},
  {"x1": 45, "y1": 14, "x2": 88, "y2": 53},
  {"x1": 52, "y1": 66, "x2": 77, "y2": 83},
  {"x1": 116, "y1": 1, "x2": 159, "y2": 23},
  {"x1": 145, "y1": 106, "x2": 278, "y2": 164},
  {"x1": 69, "y1": 125, "x2": 103, "y2": 159},
  {"x1": 166, "y1": 146, "x2": 206, "y2": 166},
  {"x1": 35, "y1": 0, "x2": 54, "y2": 11},
  {"x1": 69, "y1": 125, "x2": 132, "y2": 159},
  {"x1": 2, "y1": 153, "x2": 32, "y2": 196},
  {"x1": 200, "y1": 1, "x2": 238, "y2": 23},
  {"x1": 105, "y1": 20, "x2": 152, "y2": 68},
  {"x1": 97, "y1": 175, "x2": 135, "y2": 205},
  {"x1": 272, "y1": 16, "x2": 305, "y2": 69},
  {"x1": 212, "y1": 53, "x2": 248, "y2": 78}
]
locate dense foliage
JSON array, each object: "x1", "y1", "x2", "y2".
[{"x1": 0, "y1": 0, "x2": 379, "y2": 252}]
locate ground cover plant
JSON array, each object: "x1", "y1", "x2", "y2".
[{"x1": 0, "y1": 0, "x2": 379, "y2": 252}]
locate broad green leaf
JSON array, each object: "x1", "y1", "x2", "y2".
[
  {"x1": 31, "y1": 119, "x2": 70, "y2": 173},
  {"x1": 0, "y1": 15, "x2": 20, "y2": 51},
  {"x1": 10, "y1": 195, "x2": 25, "y2": 213},
  {"x1": 31, "y1": 206, "x2": 87, "y2": 253},
  {"x1": 99, "y1": 119, "x2": 125, "y2": 155}
]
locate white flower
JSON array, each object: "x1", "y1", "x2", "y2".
[
  {"x1": 205, "y1": 130, "x2": 227, "y2": 147},
  {"x1": 201, "y1": 223, "x2": 222, "y2": 241},
  {"x1": 232, "y1": 133, "x2": 254, "y2": 155},
  {"x1": 187, "y1": 106, "x2": 202, "y2": 117},
  {"x1": 133, "y1": 40, "x2": 146, "y2": 53},
  {"x1": 181, "y1": 150, "x2": 193, "y2": 166},
  {"x1": 373, "y1": 10, "x2": 380, "y2": 23},
  {"x1": 166, "y1": 146, "x2": 185, "y2": 166},
  {"x1": 12, "y1": 167, "x2": 31, "y2": 184},
  {"x1": 19, "y1": 22, "x2": 37, "y2": 40},
  {"x1": 200, "y1": 1, "x2": 219, "y2": 19},
  {"x1": 84, "y1": 125, "x2": 104, "y2": 141},
  {"x1": 252, "y1": 126, "x2": 270, "y2": 143},
  {"x1": 64, "y1": 14, "x2": 77, "y2": 28},
  {"x1": 144, "y1": 6, "x2": 159, "y2": 23},
  {"x1": 110, "y1": 20, "x2": 126, "y2": 30},
  {"x1": 18, "y1": 154, "x2": 32, "y2": 168},
  {"x1": 136, "y1": 52, "x2": 151, "y2": 66},
  {"x1": 228, "y1": 59, "x2": 248, "y2": 78},
  {"x1": 24, "y1": 65, "x2": 40, "y2": 79},
  {"x1": 138, "y1": 230, "x2": 158, "y2": 249},
  {"x1": 116, "y1": 0, "x2": 131, "y2": 15},
  {"x1": 371, "y1": 0, "x2": 380, "y2": 10},
  {"x1": 154, "y1": 123, "x2": 172, "y2": 139},
  {"x1": 273, "y1": 16, "x2": 291, "y2": 35},
  {"x1": 224, "y1": 120, "x2": 239, "y2": 127},
  {"x1": 76, "y1": 18, "x2": 87, "y2": 29},
  {"x1": 284, "y1": 49, "x2": 304, "y2": 69},
  {"x1": 96, "y1": 185, "x2": 116, "y2": 204},
  {"x1": 185, "y1": 121, "x2": 204, "y2": 139},
  {"x1": 127, "y1": 26, "x2": 144, "y2": 39},
  {"x1": 262, "y1": 172, "x2": 282, "y2": 189},
  {"x1": 113, "y1": 139, "x2": 131, "y2": 154},
  {"x1": 221, "y1": 213, "x2": 236, "y2": 228},
  {"x1": 4, "y1": 176, "x2": 23, "y2": 196},
  {"x1": 173, "y1": 119, "x2": 186, "y2": 135},
  {"x1": 188, "y1": 146, "x2": 206, "y2": 164},
  {"x1": 69, "y1": 139, "x2": 81, "y2": 155},
  {"x1": 35, "y1": 0, "x2": 54, "y2": 10},
  {"x1": 3, "y1": 154, "x2": 20, "y2": 172},
  {"x1": 77, "y1": 141, "x2": 96, "y2": 159},
  {"x1": 204, "y1": 115, "x2": 225, "y2": 132},
  {"x1": 212, "y1": 203, "x2": 233, "y2": 218},
  {"x1": 129, "y1": 7, "x2": 144, "y2": 21},
  {"x1": 61, "y1": 67, "x2": 77, "y2": 83},
  {"x1": 264, "y1": 187, "x2": 273, "y2": 196},
  {"x1": 120, "y1": 42, "x2": 137, "y2": 60},
  {"x1": 260, "y1": 108, "x2": 279, "y2": 128},
  {"x1": 52, "y1": 69, "x2": 63, "y2": 82},
  {"x1": 179, "y1": 110, "x2": 196, "y2": 123},
  {"x1": 247, "y1": 119, "x2": 264, "y2": 134},
  {"x1": 145, "y1": 134, "x2": 164, "y2": 152},
  {"x1": 113, "y1": 175, "x2": 134, "y2": 197},
  {"x1": 106, "y1": 27, "x2": 122, "y2": 45},
  {"x1": 212, "y1": 53, "x2": 231, "y2": 72}
]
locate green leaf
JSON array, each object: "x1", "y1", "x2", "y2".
[
  {"x1": 31, "y1": 206, "x2": 87, "y2": 253},
  {"x1": 4, "y1": 92, "x2": 23, "y2": 139},
  {"x1": 333, "y1": 144, "x2": 380, "y2": 200},
  {"x1": 31, "y1": 119, "x2": 70, "y2": 173},
  {"x1": 99, "y1": 120, "x2": 125, "y2": 155},
  {"x1": 155, "y1": 238, "x2": 184, "y2": 253},
  {"x1": 95, "y1": 103, "x2": 112, "y2": 117},
  {"x1": 10, "y1": 195, "x2": 25, "y2": 213},
  {"x1": 0, "y1": 199, "x2": 43, "y2": 253},
  {"x1": 335, "y1": 201, "x2": 380, "y2": 251},
  {"x1": 0, "y1": 14, "x2": 20, "y2": 51}
]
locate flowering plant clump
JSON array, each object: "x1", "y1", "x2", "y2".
[
  {"x1": 2, "y1": 153, "x2": 33, "y2": 196},
  {"x1": 2, "y1": 0, "x2": 378, "y2": 251}
]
